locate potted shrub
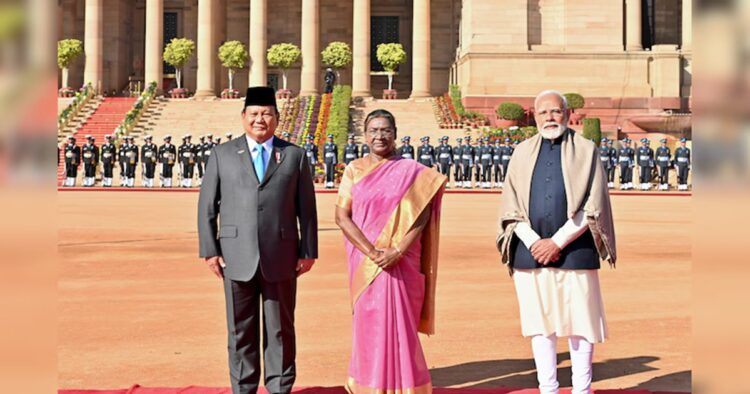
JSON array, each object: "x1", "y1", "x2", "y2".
[
  {"x1": 163, "y1": 38, "x2": 195, "y2": 98},
  {"x1": 58, "y1": 39, "x2": 83, "y2": 97},
  {"x1": 564, "y1": 92, "x2": 586, "y2": 125},
  {"x1": 218, "y1": 40, "x2": 248, "y2": 99},
  {"x1": 376, "y1": 43, "x2": 407, "y2": 99},
  {"x1": 582, "y1": 118, "x2": 602, "y2": 143},
  {"x1": 495, "y1": 102, "x2": 525, "y2": 128},
  {"x1": 321, "y1": 41, "x2": 353, "y2": 83},
  {"x1": 267, "y1": 43, "x2": 301, "y2": 99}
]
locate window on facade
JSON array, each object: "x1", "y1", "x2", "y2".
[
  {"x1": 163, "y1": 12, "x2": 179, "y2": 75},
  {"x1": 370, "y1": 16, "x2": 399, "y2": 72},
  {"x1": 642, "y1": 0, "x2": 683, "y2": 48}
]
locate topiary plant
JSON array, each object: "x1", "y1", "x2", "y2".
[
  {"x1": 218, "y1": 40, "x2": 248, "y2": 91},
  {"x1": 58, "y1": 39, "x2": 83, "y2": 90},
  {"x1": 163, "y1": 38, "x2": 196, "y2": 90},
  {"x1": 321, "y1": 41, "x2": 352, "y2": 81},
  {"x1": 582, "y1": 118, "x2": 602, "y2": 143},
  {"x1": 496, "y1": 102, "x2": 525, "y2": 121},
  {"x1": 376, "y1": 43, "x2": 407, "y2": 91},
  {"x1": 267, "y1": 43, "x2": 301, "y2": 91},
  {"x1": 563, "y1": 93, "x2": 585, "y2": 110}
]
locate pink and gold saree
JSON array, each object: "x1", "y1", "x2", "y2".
[{"x1": 337, "y1": 157, "x2": 446, "y2": 394}]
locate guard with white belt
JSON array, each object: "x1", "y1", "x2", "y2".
[
  {"x1": 417, "y1": 136, "x2": 436, "y2": 168},
  {"x1": 478, "y1": 137, "x2": 493, "y2": 189},
  {"x1": 323, "y1": 133, "x2": 338, "y2": 189},
  {"x1": 599, "y1": 138, "x2": 612, "y2": 189},
  {"x1": 398, "y1": 136, "x2": 414, "y2": 160},
  {"x1": 158, "y1": 135, "x2": 177, "y2": 188},
  {"x1": 674, "y1": 137, "x2": 691, "y2": 190},
  {"x1": 617, "y1": 138, "x2": 635, "y2": 190},
  {"x1": 124, "y1": 135, "x2": 139, "y2": 188},
  {"x1": 655, "y1": 138, "x2": 672, "y2": 191},
  {"x1": 436, "y1": 136, "x2": 453, "y2": 184},
  {"x1": 344, "y1": 135, "x2": 359, "y2": 165},
  {"x1": 100, "y1": 134, "x2": 116, "y2": 187},
  {"x1": 637, "y1": 138, "x2": 655, "y2": 190},
  {"x1": 303, "y1": 134, "x2": 319, "y2": 179},
  {"x1": 81, "y1": 135, "x2": 99, "y2": 187},
  {"x1": 499, "y1": 137, "x2": 514, "y2": 188},
  {"x1": 178, "y1": 134, "x2": 196, "y2": 188},
  {"x1": 140, "y1": 135, "x2": 158, "y2": 188},
  {"x1": 460, "y1": 135, "x2": 475, "y2": 188},
  {"x1": 453, "y1": 137, "x2": 463, "y2": 188}
]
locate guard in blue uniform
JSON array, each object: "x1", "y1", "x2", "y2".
[
  {"x1": 479, "y1": 137, "x2": 493, "y2": 188},
  {"x1": 63, "y1": 136, "x2": 81, "y2": 187},
  {"x1": 417, "y1": 136, "x2": 436, "y2": 168},
  {"x1": 499, "y1": 137, "x2": 514, "y2": 187},
  {"x1": 460, "y1": 136, "x2": 475, "y2": 188},
  {"x1": 178, "y1": 135, "x2": 195, "y2": 188},
  {"x1": 607, "y1": 139, "x2": 617, "y2": 188},
  {"x1": 118, "y1": 136, "x2": 129, "y2": 186},
  {"x1": 81, "y1": 135, "x2": 99, "y2": 187},
  {"x1": 436, "y1": 136, "x2": 453, "y2": 184},
  {"x1": 282, "y1": 132, "x2": 291, "y2": 141},
  {"x1": 323, "y1": 134, "x2": 338, "y2": 188},
  {"x1": 158, "y1": 135, "x2": 176, "y2": 187},
  {"x1": 617, "y1": 138, "x2": 635, "y2": 190},
  {"x1": 491, "y1": 139, "x2": 502, "y2": 188},
  {"x1": 140, "y1": 135, "x2": 158, "y2": 188},
  {"x1": 303, "y1": 134, "x2": 319, "y2": 179},
  {"x1": 674, "y1": 137, "x2": 691, "y2": 190},
  {"x1": 599, "y1": 138, "x2": 612, "y2": 189},
  {"x1": 195, "y1": 135, "x2": 206, "y2": 184},
  {"x1": 473, "y1": 138, "x2": 482, "y2": 185},
  {"x1": 453, "y1": 137, "x2": 463, "y2": 188},
  {"x1": 655, "y1": 138, "x2": 672, "y2": 190},
  {"x1": 100, "y1": 134, "x2": 116, "y2": 187},
  {"x1": 344, "y1": 135, "x2": 359, "y2": 165},
  {"x1": 637, "y1": 138, "x2": 655, "y2": 190},
  {"x1": 398, "y1": 136, "x2": 415, "y2": 160},
  {"x1": 360, "y1": 142, "x2": 370, "y2": 158}
]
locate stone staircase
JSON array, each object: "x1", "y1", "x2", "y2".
[
  {"x1": 351, "y1": 98, "x2": 471, "y2": 143},
  {"x1": 134, "y1": 98, "x2": 246, "y2": 142}
]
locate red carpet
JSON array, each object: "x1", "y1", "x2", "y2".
[{"x1": 59, "y1": 386, "x2": 689, "y2": 394}]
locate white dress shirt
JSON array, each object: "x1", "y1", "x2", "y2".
[
  {"x1": 246, "y1": 134, "x2": 274, "y2": 169},
  {"x1": 514, "y1": 209, "x2": 589, "y2": 249}
]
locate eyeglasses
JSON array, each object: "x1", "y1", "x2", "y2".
[{"x1": 366, "y1": 128, "x2": 395, "y2": 137}]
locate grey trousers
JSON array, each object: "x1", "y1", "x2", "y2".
[{"x1": 223, "y1": 273, "x2": 297, "y2": 394}]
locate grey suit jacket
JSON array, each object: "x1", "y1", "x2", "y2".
[{"x1": 197, "y1": 136, "x2": 318, "y2": 282}]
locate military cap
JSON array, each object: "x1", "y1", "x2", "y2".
[
  {"x1": 464, "y1": 136, "x2": 471, "y2": 140},
  {"x1": 504, "y1": 137, "x2": 511, "y2": 142},
  {"x1": 456, "y1": 137, "x2": 462, "y2": 142},
  {"x1": 327, "y1": 134, "x2": 334, "y2": 138},
  {"x1": 163, "y1": 135, "x2": 172, "y2": 140},
  {"x1": 403, "y1": 136, "x2": 411, "y2": 141},
  {"x1": 601, "y1": 137, "x2": 608, "y2": 142},
  {"x1": 306, "y1": 134, "x2": 314, "y2": 140},
  {"x1": 680, "y1": 137, "x2": 687, "y2": 142},
  {"x1": 660, "y1": 138, "x2": 667, "y2": 143}
]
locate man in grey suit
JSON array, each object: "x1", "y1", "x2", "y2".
[{"x1": 198, "y1": 86, "x2": 318, "y2": 394}]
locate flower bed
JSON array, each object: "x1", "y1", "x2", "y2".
[
  {"x1": 113, "y1": 81, "x2": 157, "y2": 139},
  {"x1": 58, "y1": 83, "x2": 94, "y2": 131}
]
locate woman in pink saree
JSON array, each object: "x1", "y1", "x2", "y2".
[{"x1": 335, "y1": 109, "x2": 447, "y2": 394}]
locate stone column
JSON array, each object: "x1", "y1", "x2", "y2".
[
  {"x1": 410, "y1": 0, "x2": 431, "y2": 99},
  {"x1": 351, "y1": 0, "x2": 371, "y2": 97},
  {"x1": 625, "y1": 0, "x2": 642, "y2": 51},
  {"x1": 83, "y1": 0, "x2": 103, "y2": 93},
  {"x1": 249, "y1": 0, "x2": 267, "y2": 86},
  {"x1": 144, "y1": 0, "x2": 164, "y2": 93},
  {"x1": 195, "y1": 0, "x2": 216, "y2": 97},
  {"x1": 299, "y1": 0, "x2": 320, "y2": 96},
  {"x1": 682, "y1": 0, "x2": 692, "y2": 51}
]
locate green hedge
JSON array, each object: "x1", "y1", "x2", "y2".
[
  {"x1": 449, "y1": 84, "x2": 466, "y2": 117},
  {"x1": 496, "y1": 102, "x2": 525, "y2": 120},
  {"x1": 582, "y1": 118, "x2": 601, "y2": 143},
  {"x1": 327, "y1": 85, "x2": 353, "y2": 161}
]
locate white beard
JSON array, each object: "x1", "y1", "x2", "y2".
[{"x1": 539, "y1": 123, "x2": 565, "y2": 139}]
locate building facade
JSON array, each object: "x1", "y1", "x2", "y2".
[{"x1": 58, "y1": 0, "x2": 691, "y2": 109}]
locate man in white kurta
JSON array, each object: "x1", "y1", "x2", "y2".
[{"x1": 496, "y1": 91, "x2": 617, "y2": 394}]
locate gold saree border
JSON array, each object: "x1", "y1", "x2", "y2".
[
  {"x1": 345, "y1": 376, "x2": 433, "y2": 394},
  {"x1": 336, "y1": 158, "x2": 391, "y2": 209},
  {"x1": 349, "y1": 166, "x2": 446, "y2": 334}
]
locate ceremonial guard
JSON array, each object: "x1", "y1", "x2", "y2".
[
  {"x1": 178, "y1": 135, "x2": 196, "y2": 187},
  {"x1": 607, "y1": 139, "x2": 617, "y2": 188},
  {"x1": 303, "y1": 134, "x2": 319, "y2": 179},
  {"x1": 81, "y1": 135, "x2": 99, "y2": 187},
  {"x1": 195, "y1": 135, "x2": 206, "y2": 185},
  {"x1": 655, "y1": 138, "x2": 672, "y2": 190},
  {"x1": 158, "y1": 135, "x2": 177, "y2": 187},
  {"x1": 637, "y1": 138, "x2": 655, "y2": 190},
  {"x1": 398, "y1": 136, "x2": 415, "y2": 160},
  {"x1": 599, "y1": 138, "x2": 613, "y2": 188},
  {"x1": 100, "y1": 134, "x2": 117, "y2": 187},
  {"x1": 436, "y1": 136, "x2": 453, "y2": 183},
  {"x1": 360, "y1": 142, "x2": 370, "y2": 157},
  {"x1": 63, "y1": 136, "x2": 81, "y2": 187},
  {"x1": 118, "y1": 136, "x2": 129, "y2": 186},
  {"x1": 492, "y1": 138, "x2": 503, "y2": 188},
  {"x1": 225, "y1": 132, "x2": 233, "y2": 141},
  {"x1": 140, "y1": 135, "x2": 158, "y2": 188},
  {"x1": 453, "y1": 137, "x2": 464, "y2": 188},
  {"x1": 479, "y1": 137, "x2": 493, "y2": 189},
  {"x1": 473, "y1": 139, "x2": 481, "y2": 186},
  {"x1": 460, "y1": 136, "x2": 475, "y2": 188},
  {"x1": 282, "y1": 132, "x2": 291, "y2": 141},
  {"x1": 617, "y1": 138, "x2": 635, "y2": 190},
  {"x1": 344, "y1": 135, "x2": 359, "y2": 165},
  {"x1": 674, "y1": 137, "x2": 691, "y2": 190},
  {"x1": 417, "y1": 136, "x2": 436, "y2": 168},
  {"x1": 499, "y1": 137, "x2": 514, "y2": 187},
  {"x1": 323, "y1": 133, "x2": 338, "y2": 189},
  {"x1": 124, "y1": 135, "x2": 139, "y2": 188}
]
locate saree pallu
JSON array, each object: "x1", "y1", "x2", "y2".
[{"x1": 337, "y1": 157, "x2": 446, "y2": 394}]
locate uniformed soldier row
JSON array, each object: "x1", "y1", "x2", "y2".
[
  {"x1": 61, "y1": 132, "x2": 237, "y2": 188},
  {"x1": 599, "y1": 136, "x2": 691, "y2": 191}
]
